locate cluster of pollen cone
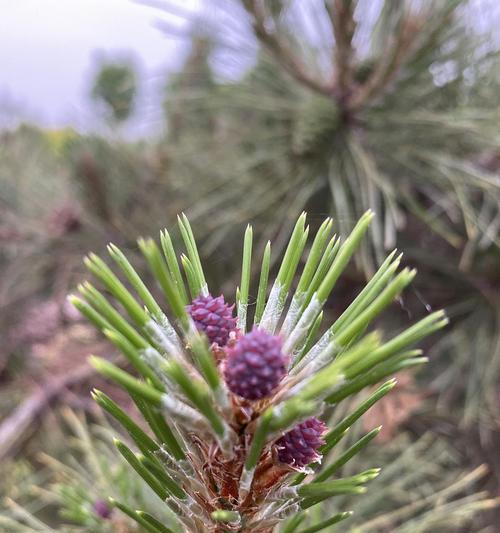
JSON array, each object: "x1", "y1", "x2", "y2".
[{"x1": 187, "y1": 294, "x2": 326, "y2": 506}]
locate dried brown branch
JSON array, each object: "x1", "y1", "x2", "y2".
[
  {"x1": 324, "y1": 0, "x2": 357, "y2": 99},
  {"x1": 0, "y1": 363, "x2": 97, "y2": 461},
  {"x1": 242, "y1": 0, "x2": 335, "y2": 96},
  {"x1": 348, "y1": 11, "x2": 423, "y2": 110}
]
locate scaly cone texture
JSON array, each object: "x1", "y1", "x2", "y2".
[
  {"x1": 187, "y1": 294, "x2": 237, "y2": 347},
  {"x1": 276, "y1": 417, "x2": 327, "y2": 468},
  {"x1": 224, "y1": 328, "x2": 287, "y2": 400},
  {"x1": 72, "y1": 212, "x2": 448, "y2": 532}
]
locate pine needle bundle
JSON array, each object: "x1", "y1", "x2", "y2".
[{"x1": 64, "y1": 212, "x2": 449, "y2": 532}]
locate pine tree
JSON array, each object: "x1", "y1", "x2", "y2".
[
  {"x1": 161, "y1": 0, "x2": 500, "y2": 433},
  {"x1": 92, "y1": 61, "x2": 138, "y2": 125}
]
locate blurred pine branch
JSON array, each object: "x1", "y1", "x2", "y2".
[{"x1": 156, "y1": 0, "x2": 500, "y2": 435}]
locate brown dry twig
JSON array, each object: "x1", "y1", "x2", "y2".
[
  {"x1": 0, "y1": 362, "x2": 97, "y2": 462},
  {"x1": 348, "y1": 11, "x2": 424, "y2": 110},
  {"x1": 325, "y1": 0, "x2": 356, "y2": 99}
]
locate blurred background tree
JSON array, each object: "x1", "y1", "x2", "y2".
[
  {"x1": 91, "y1": 61, "x2": 138, "y2": 126},
  {"x1": 157, "y1": 0, "x2": 500, "y2": 523},
  {"x1": 162, "y1": 0, "x2": 500, "y2": 428},
  {"x1": 165, "y1": 1, "x2": 500, "y2": 263}
]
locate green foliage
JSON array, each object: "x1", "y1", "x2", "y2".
[
  {"x1": 165, "y1": 35, "x2": 216, "y2": 143},
  {"x1": 3, "y1": 411, "x2": 497, "y2": 531},
  {"x1": 91, "y1": 62, "x2": 138, "y2": 124},
  {"x1": 60, "y1": 213, "x2": 452, "y2": 531},
  {"x1": 0, "y1": 410, "x2": 175, "y2": 532},
  {"x1": 157, "y1": 0, "x2": 500, "y2": 436},
  {"x1": 284, "y1": 432, "x2": 499, "y2": 532},
  {"x1": 166, "y1": 1, "x2": 500, "y2": 267},
  {"x1": 0, "y1": 125, "x2": 178, "y2": 423}
]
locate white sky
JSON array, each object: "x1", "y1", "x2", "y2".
[
  {"x1": 1, "y1": 0, "x2": 498, "y2": 137},
  {"x1": 0, "y1": 0, "x2": 200, "y2": 135}
]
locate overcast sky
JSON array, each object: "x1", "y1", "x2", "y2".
[
  {"x1": 0, "y1": 0, "x2": 200, "y2": 135},
  {"x1": 1, "y1": 0, "x2": 499, "y2": 137}
]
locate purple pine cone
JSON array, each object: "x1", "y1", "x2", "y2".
[
  {"x1": 93, "y1": 499, "x2": 112, "y2": 519},
  {"x1": 275, "y1": 417, "x2": 327, "y2": 468},
  {"x1": 224, "y1": 328, "x2": 287, "y2": 400},
  {"x1": 187, "y1": 294, "x2": 237, "y2": 347}
]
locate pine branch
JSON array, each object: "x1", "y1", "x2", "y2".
[{"x1": 67, "y1": 212, "x2": 449, "y2": 531}]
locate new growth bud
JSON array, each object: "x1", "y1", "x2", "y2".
[
  {"x1": 275, "y1": 417, "x2": 327, "y2": 468},
  {"x1": 224, "y1": 328, "x2": 288, "y2": 400},
  {"x1": 187, "y1": 294, "x2": 237, "y2": 347}
]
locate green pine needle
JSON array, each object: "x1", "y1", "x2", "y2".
[
  {"x1": 237, "y1": 224, "x2": 253, "y2": 331},
  {"x1": 70, "y1": 212, "x2": 448, "y2": 531},
  {"x1": 254, "y1": 240, "x2": 271, "y2": 325}
]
